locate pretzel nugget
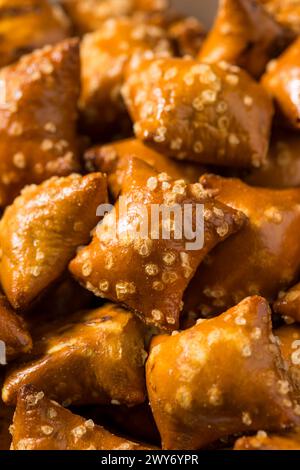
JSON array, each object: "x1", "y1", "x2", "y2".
[
  {"x1": 146, "y1": 296, "x2": 300, "y2": 450},
  {"x1": 84, "y1": 138, "x2": 206, "y2": 199},
  {"x1": 0, "y1": 0, "x2": 71, "y2": 67},
  {"x1": 11, "y1": 385, "x2": 154, "y2": 450},
  {"x1": 234, "y1": 430, "x2": 300, "y2": 450},
  {"x1": 245, "y1": 130, "x2": 300, "y2": 188},
  {"x1": 274, "y1": 284, "x2": 300, "y2": 323},
  {"x1": 262, "y1": 37, "x2": 300, "y2": 129},
  {"x1": 2, "y1": 304, "x2": 146, "y2": 406},
  {"x1": 199, "y1": 0, "x2": 294, "y2": 78},
  {"x1": 123, "y1": 58, "x2": 274, "y2": 168},
  {"x1": 0, "y1": 173, "x2": 107, "y2": 310},
  {"x1": 0, "y1": 39, "x2": 81, "y2": 207},
  {"x1": 185, "y1": 174, "x2": 300, "y2": 316},
  {"x1": 276, "y1": 325, "x2": 300, "y2": 402},
  {"x1": 69, "y1": 158, "x2": 246, "y2": 331},
  {"x1": 80, "y1": 17, "x2": 172, "y2": 138}
]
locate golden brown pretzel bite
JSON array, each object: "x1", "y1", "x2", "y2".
[
  {"x1": 259, "y1": 0, "x2": 300, "y2": 34},
  {"x1": 0, "y1": 173, "x2": 107, "y2": 310},
  {"x1": 274, "y1": 284, "x2": 300, "y2": 323},
  {"x1": 245, "y1": 130, "x2": 300, "y2": 188},
  {"x1": 62, "y1": 0, "x2": 169, "y2": 34},
  {"x1": 123, "y1": 58, "x2": 274, "y2": 168},
  {"x1": 80, "y1": 17, "x2": 172, "y2": 138},
  {"x1": 0, "y1": 295, "x2": 32, "y2": 362},
  {"x1": 69, "y1": 158, "x2": 246, "y2": 331},
  {"x1": 184, "y1": 174, "x2": 300, "y2": 317},
  {"x1": 234, "y1": 430, "x2": 300, "y2": 450},
  {"x1": 0, "y1": 39, "x2": 81, "y2": 208},
  {"x1": 84, "y1": 138, "x2": 206, "y2": 199},
  {"x1": 0, "y1": 0, "x2": 71, "y2": 68},
  {"x1": 146, "y1": 296, "x2": 300, "y2": 450},
  {"x1": 11, "y1": 385, "x2": 155, "y2": 450},
  {"x1": 199, "y1": 0, "x2": 294, "y2": 79},
  {"x1": 277, "y1": 325, "x2": 300, "y2": 401},
  {"x1": 262, "y1": 37, "x2": 300, "y2": 129},
  {"x1": 2, "y1": 304, "x2": 146, "y2": 407}
]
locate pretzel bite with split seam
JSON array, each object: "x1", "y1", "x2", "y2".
[
  {"x1": 0, "y1": 39, "x2": 82, "y2": 208},
  {"x1": 0, "y1": 0, "x2": 71, "y2": 68},
  {"x1": 0, "y1": 172, "x2": 107, "y2": 310},
  {"x1": 80, "y1": 17, "x2": 172, "y2": 138},
  {"x1": 185, "y1": 174, "x2": 300, "y2": 317},
  {"x1": 199, "y1": 0, "x2": 294, "y2": 79},
  {"x1": 123, "y1": 58, "x2": 274, "y2": 168},
  {"x1": 10, "y1": 385, "x2": 155, "y2": 450},
  {"x1": 146, "y1": 296, "x2": 300, "y2": 450},
  {"x1": 0, "y1": 295, "x2": 32, "y2": 362},
  {"x1": 69, "y1": 158, "x2": 246, "y2": 331},
  {"x1": 2, "y1": 304, "x2": 146, "y2": 407},
  {"x1": 84, "y1": 138, "x2": 206, "y2": 199}
]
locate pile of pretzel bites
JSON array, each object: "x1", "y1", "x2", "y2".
[{"x1": 1, "y1": 0, "x2": 300, "y2": 451}]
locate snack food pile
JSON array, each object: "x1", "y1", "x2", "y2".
[{"x1": 1, "y1": 0, "x2": 300, "y2": 451}]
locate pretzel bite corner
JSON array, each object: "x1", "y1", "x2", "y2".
[
  {"x1": 147, "y1": 296, "x2": 300, "y2": 450},
  {"x1": 70, "y1": 158, "x2": 246, "y2": 331},
  {"x1": 0, "y1": 172, "x2": 107, "y2": 310},
  {"x1": 10, "y1": 384, "x2": 155, "y2": 450},
  {"x1": 199, "y1": 0, "x2": 294, "y2": 78}
]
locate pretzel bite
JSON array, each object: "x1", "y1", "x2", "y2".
[
  {"x1": 234, "y1": 430, "x2": 300, "y2": 450},
  {"x1": 10, "y1": 385, "x2": 154, "y2": 450},
  {"x1": 262, "y1": 38, "x2": 300, "y2": 129},
  {"x1": 199, "y1": 0, "x2": 294, "y2": 79},
  {"x1": 62, "y1": 0, "x2": 169, "y2": 34},
  {"x1": 69, "y1": 158, "x2": 246, "y2": 331},
  {"x1": 80, "y1": 17, "x2": 172, "y2": 138},
  {"x1": 0, "y1": 0, "x2": 71, "y2": 68},
  {"x1": 276, "y1": 325, "x2": 300, "y2": 402},
  {"x1": 0, "y1": 39, "x2": 81, "y2": 208},
  {"x1": 274, "y1": 284, "x2": 300, "y2": 323},
  {"x1": 259, "y1": 0, "x2": 300, "y2": 34},
  {"x1": 0, "y1": 295, "x2": 32, "y2": 362},
  {"x1": 0, "y1": 173, "x2": 107, "y2": 310},
  {"x1": 185, "y1": 174, "x2": 300, "y2": 317},
  {"x1": 147, "y1": 296, "x2": 300, "y2": 450},
  {"x1": 2, "y1": 304, "x2": 146, "y2": 406},
  {"x1": 123, "y1": 58, "x2": 274, "y2": 168},
  {"x1": 245, "y1": 130, "x2": 300, "y2": 188},
  {"x1": 84, "y1": 138, "x2": 206, "y2": 199}
]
